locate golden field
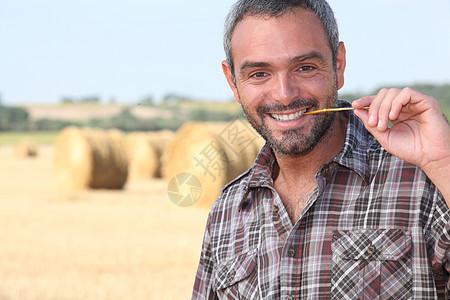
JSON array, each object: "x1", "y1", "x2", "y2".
[{"x1": 0, "y1": 145, "x2": 209, "y2": 299}]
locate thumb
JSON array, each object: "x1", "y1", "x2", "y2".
[
  {"x1": 353, "y1": 106, "x2": 369, "y2": 125},
  {"x1": 353, "y1": 107, "x2": 390, "y2": 148}
]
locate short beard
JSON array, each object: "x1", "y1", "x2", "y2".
[{"x1": 240, "y1": 87, "x2": 338, "y2": 156}]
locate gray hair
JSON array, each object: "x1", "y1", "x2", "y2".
[{"x1": 224, "y1": 0, "x2": 340, "y2": 81}]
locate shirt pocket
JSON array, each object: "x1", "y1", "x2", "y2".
[
  {"x1": 331, "y1": 229, "x2": 412, "y2": 300},
  {"x1": 213, "y1": 249, "x2": 259, "y2": 299}
]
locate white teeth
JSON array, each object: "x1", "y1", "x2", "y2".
[{"x1": 271, "y1": 109, "x2": 308, "y2": 122}]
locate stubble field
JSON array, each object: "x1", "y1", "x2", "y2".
[{"x1": 0, "y1": 145, "x2": 209, "y2": 299}]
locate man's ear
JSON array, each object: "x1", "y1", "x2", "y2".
[
  {"x1": 222, "y1": 60, "x2": 241, "y2": 103},
  {"x1": 336, "y1": 42, "x2": 346, "y2": 91}
]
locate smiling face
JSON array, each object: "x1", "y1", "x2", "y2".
[{"x1": 222, "y1": 8, "x2": 346, "y2": 155}]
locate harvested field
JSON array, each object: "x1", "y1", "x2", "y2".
[
  {"x1": 14, "y1": 139, "x2": 38, "y2": 158},
  {"x1": 26, "y1": 105, "x2": 173, "y2": 121},
  {"x1": 0, "y1": 145, "x2": 209, "y2": 299}
]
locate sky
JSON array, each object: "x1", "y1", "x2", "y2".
[{"x1": 0, "y1": 0, "x2": 449, "y2": 105}]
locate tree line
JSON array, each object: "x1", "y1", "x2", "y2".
[
  {"x1": 0, "y1": 104, "x2": 244, "y2": 132},
  {"x1": 1, "y1": 83, "x2": 449, "y2": 132}
]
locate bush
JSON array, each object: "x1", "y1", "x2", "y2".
[{"x1": 0, "y1": 106, "x2": 29, "y2": 130}]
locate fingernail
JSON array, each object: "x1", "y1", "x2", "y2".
[
  {"x1": 377, "y1": 119, "x2": 383, "y2": 129},
  {"x1": 368, "y1": 115, "x2": 375, "y2": 126},
  {"x1": 389, "y1": 110, "x2": 395, "y2": 119}
]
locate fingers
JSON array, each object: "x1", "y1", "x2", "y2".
[
  {"x1": 374, "y1": 88, "x2": 398, "y2": 131},
  {"x1": 353, "y1": 88, "x2": 415, "y2": 132},
  {"x1": 352, "y1": 87, "x2": 449, "y2": 171},
  {"x1": 352, "y1": 96, "x2": 374, "y2": 109},
  {"x1": 352, "y1": 95, "x2": 374, "y2": 127},
  {"x1": 352, "y1": 101, "x2": 370, "y2": 125}
]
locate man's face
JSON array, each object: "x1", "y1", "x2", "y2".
[{"x1": 223, "y1": 8, "x2": 346, "y2": 155}]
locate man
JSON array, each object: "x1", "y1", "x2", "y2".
[{"x1": 193, "y1": 0, "x2": 450, "y2": 299}]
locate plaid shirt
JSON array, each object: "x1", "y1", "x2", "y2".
[{"x1": 192, "y1": 102, "x2": 450, "y2": 299}]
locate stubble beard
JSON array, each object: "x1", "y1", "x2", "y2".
[{"x1": 240, "y1": 87, "x2": 338, "y2": 156}]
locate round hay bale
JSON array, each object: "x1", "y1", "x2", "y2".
[
  {"x1": 150, "y1": 130, "x2": 174, "y2": 177},
  {"x1": 14, "y1": 139, "x2": 38, "y2": 158},
  {"x1": 126, "y1": 130, "x2": 174, "y2": 180},
  {"x1": 126, "y1": 132, "x2": 159, "y2": 180},
  {"x1": 164, "y1": 121, "x2": 264, "y2": 208},
  {"x1": 151, "y1": 129, "x2": 174, "y2": 160},
  {"x1": 54, "y1": 127, "x2": 128, "y2": 190}
]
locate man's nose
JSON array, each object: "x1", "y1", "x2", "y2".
[{"x1": 271, "y1": 74, "x2": 300, "y2": 106}]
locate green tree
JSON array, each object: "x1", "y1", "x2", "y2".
[{"x1": 0, "y1": 106, "x2": 29, "y2": 130}]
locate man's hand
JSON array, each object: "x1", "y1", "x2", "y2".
[
  {"x1": 352, "y1": 87, "x2": 450, "y2": 203},
  {"x1": 353, "y1": 87, "x2": 450, "y2": 169}
]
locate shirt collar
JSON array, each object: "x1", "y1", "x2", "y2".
[
  {"x1": 247, "y1": 142, "x2": 277, "y2": 189},
  {"x1": 332, "y1": 100, "x2": 371, "y2": 185}
]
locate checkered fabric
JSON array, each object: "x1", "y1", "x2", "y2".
[
  {"x1": 331, "y1": 229, "x2": 413, "y2": 299},
  {"x1": 192, "y1": 101, "x2": 450, "y2": 299}
]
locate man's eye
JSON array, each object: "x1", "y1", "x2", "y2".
[
  {"x1": 250, "y1": 72, "x2": 268, "y2": 79},
  {"x1": 298, "y1": 66, "x2": 316, "y2": 72}
]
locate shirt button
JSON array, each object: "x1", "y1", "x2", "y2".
[
  {"x1": 288, "y1": 248, "x2": 296, "y2": 257},
  {"x1": 272, "y1": 205, "x2": 279, "y2": 213},
  {"x1": 286, "y1": 296, "x2": 294, "y2": 300},
  {"x1": 229, "y1": 269, "x2": 236, "y2": 280},
  {"x1": 367, "y1": 245, "x2": 376, "y2": 256}
]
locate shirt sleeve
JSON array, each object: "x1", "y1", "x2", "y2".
[
  {"x1": 192, "y1": 218, "x2": 218, "y2": 300},
  {"x1": 426, "y1": 188, "x2": 450, "y2": 295}
]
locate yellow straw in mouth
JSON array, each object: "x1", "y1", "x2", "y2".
[{"x1": 303, "y1": 106, "x2": 369, "y2": 115}]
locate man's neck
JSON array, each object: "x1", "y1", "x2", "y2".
[{"x1": 271, "y1": 113, "x2": 348, "y2": 223}]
